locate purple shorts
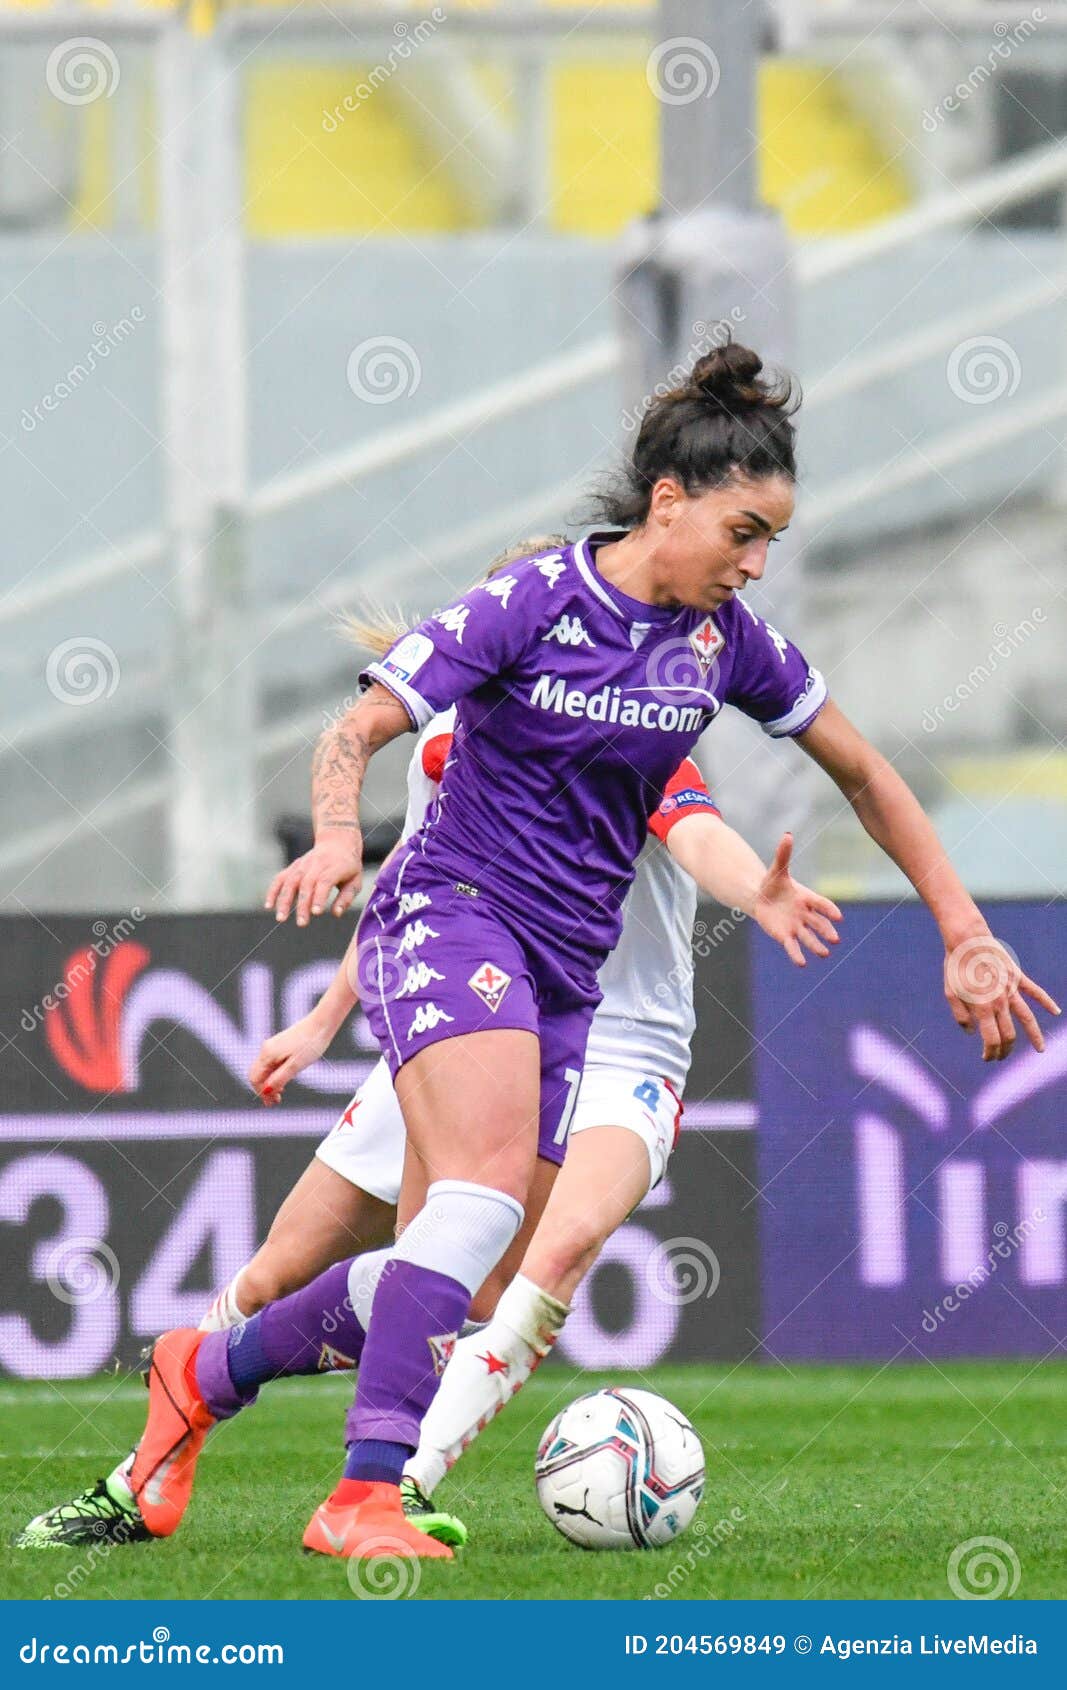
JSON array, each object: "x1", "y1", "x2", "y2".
[{"x1": 357, "y1": 846, "x2": 599, "y2": 1166}]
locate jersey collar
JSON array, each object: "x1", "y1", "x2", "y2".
[{"x1": 572, "y1": 530, "x2": 685, "y2": 627}]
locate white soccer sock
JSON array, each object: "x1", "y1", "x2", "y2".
[
  {"x1": 393, "y1": 1180, "x2": 525, "y2": 1294},
  {"x1": 107, "y1": 1450, "x2": 136, "y2": 1500},
  {"x1": 198, "y1": 1272, "x2": 250, "y2": 1333},
  {"x1": 402, "y1": 1273, "x2": 569, "y2": 1498},
  {"x1": 346, "y1": 1246, "x2": 396, "y2": 1330}
]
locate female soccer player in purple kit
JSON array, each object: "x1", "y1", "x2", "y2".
[{"x1": 130, "y1": 344, "x2": 1059, "y2": 1565}]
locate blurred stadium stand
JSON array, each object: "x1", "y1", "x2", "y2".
[{"x1": 2, "y1": 0, "x2": 1065, "y2": 911}]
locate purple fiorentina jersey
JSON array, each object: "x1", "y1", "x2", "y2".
[{"x1": 361, "y1": 532, "x2": 827, "y2": 965}]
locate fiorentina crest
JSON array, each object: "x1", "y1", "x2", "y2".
[
  {"x1": 689, "y1": 616, "x2": 724, "y2": 671},
  {"x1": 317, "y1": 1343, "x2": 357, "y2": 1372},
  {"x1": 427, "y1": 1332, "x2": 458, "y2": 1376},
  {"x1": 467, "y1": 961, "x2": 512, "y2": 1013}
]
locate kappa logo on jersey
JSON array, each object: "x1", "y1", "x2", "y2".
[
  {"x1": 542, "y1": 613, "x2": 596, "y2": 650},
  {"x1": 467, "y1": 961, "x2": 513, "y2": 1013},
  {"x1": 435, "y1": 605, "x2": 470, "y2": 645},
  {"x1": 689, "y1": 617, "x2": 724, "y2": 670},
  {"x1": 397, "y1": 891, "x2": 432, "y2": 918},
  {"x1": 482, "y1": 574, "x2": 517, "y2": 610},
  {"x1": 397, "y1": 960, "x2": 446, "y2": 997},
  {"x1": 381, "y1": 631, "x2": 435, "y2": 682},
  {"x1": 397, "y1": 919, "x2": 440, "y2": 955},
  {"x1": 407, "y1": 1002, "x2": 456, "y2": 1039},
  {"x1": 317, "y1": 1343, "x2": 357, "y2": 1372},
  {"x1": 427, "y1": 1332, "x2": 458, "y2": 1376},
  {"x1": 536, "y1": 554, "x2": 567, "y2": 589},
  {"x1": 765, "y1": 621, "x2": 789, "y2": 664}
]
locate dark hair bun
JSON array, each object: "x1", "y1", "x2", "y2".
[
  {"x1": 587, "y1": 335, "x2": 799, "y2": 530},
  {"x1": 686, "y1": 341, "x2": 796, "y2": 414}
]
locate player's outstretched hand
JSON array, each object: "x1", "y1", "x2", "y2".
[
  {"x1": 753, "y1": 832, "x2": 843, "y2": 967},
  {"x1": 943, "y1": 932, "x2": 1061, "y2": 1062},
  {"x1": 249, "y1": 1013, "x2": 335, "y2": 1106},
  {"x1": 264, "y1": 829, "x2": 363, "y2": 926}
]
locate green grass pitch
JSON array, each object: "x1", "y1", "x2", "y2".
[{"x1": 3, "y1": 1362, "x2": 1064, "y2": 1600}]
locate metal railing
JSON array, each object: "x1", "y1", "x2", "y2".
[{"x1": 5, "y1": 133, "x2": 1067, "y2": 878}]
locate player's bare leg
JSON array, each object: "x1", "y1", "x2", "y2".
[{"x1": 204, "y1": 1160, "x2": 396, "y2": 1328}]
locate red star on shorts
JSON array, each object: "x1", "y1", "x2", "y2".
[{"x1": 479, "y1": 1350, "x2": 509, "y2": 1376}]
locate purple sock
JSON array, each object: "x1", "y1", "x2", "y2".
[
  {"x1": 343, "y1": 1438, "x2": 410, "y2": 1485},
  {"x1": 344, "y1": 1258, "x2": 470, "y2": 1480},
  {"x1": 195, "y1": 1258, "x2": 366, "y2": 1419}
]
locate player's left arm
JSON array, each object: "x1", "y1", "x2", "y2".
[
  {"x1": 266, "y1": 683, "x2": 411, "y2": 925},
  {"x1": 667, "y1": 815, "x2": 842, "y2": 967},
  {"x1": 797, "y1": 699, "x2": 1061, "y2": 1059},
  {"x1": 651, "y1": 761, "x2": 842, "y2": 966}
]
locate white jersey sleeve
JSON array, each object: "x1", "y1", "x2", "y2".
[{"x1": 587, "y1": 758, "x2": 720, "y2": 1091}]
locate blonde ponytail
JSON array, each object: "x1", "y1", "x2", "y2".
[
  {"x1": 336, "y1": 534, "x2": 568, "y2": 657},
  {"x1": 333, "y1": 605, "x2": 408, "y2": 658}
]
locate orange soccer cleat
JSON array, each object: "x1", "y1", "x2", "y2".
[
  {"x1": 126, "y1": 1328, "x2": 216, "y2": 1537},
  {"x1": 303, "y1": 1481, "x2": 455, "y2": 1561}
]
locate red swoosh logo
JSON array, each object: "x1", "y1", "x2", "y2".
[{"x1": 45, "y1": 942, "x2": 151, "y2": 1092}]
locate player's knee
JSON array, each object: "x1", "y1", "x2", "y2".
[
  {"x1": 524, "y1": 1214, "x2": 601, "y2": 1294},
  {"x1": 238, "y1": 1252, "x2": 303, "y2": 1312}
]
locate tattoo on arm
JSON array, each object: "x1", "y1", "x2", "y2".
[
  {"x1": 310, "y1": 687, "x2": 411, "y2": 839},
  {"x1": 311, "y1": 727, "x2": 371, "y2": 835}
]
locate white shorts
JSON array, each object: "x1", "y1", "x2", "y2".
[
  {"x1": 569, "y1": 1065, "x2": 683, "y2": 1191},
  {"x1": 315, "y1": 1057, "x2": 683, "y2": 1202},
  {"x1": 315, "y1": 1057, "x2": 406, "y2": 1205}
]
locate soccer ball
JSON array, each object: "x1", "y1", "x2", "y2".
[{"x1": 535, "y1": 1386, "x2": 704, "y2": 1550}]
